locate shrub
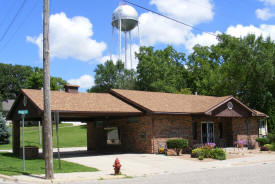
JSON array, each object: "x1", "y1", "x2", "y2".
[
  {"x1": 212, "y1": 148, "x2": 226, "y2": 160},
  {"x1": 265, "y1": 143, "x2": 275, "y2": 151},
  {"x1": 167, "y1": 139, "x2": 188, "y2": 155},
  {"x1": 256, "y1": 137, "x2": 270, "y2": 147},
  {"x1": 267, "y1": 133, "x2": 275, "y2": 143},
  {"x1": 191, "y1": 147, "x2": 226, "y2": 160},
  {"x1": 0, "y1": 116, "x2": 10, "y2": 144}
]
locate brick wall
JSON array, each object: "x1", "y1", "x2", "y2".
[
  {"x1": 152, "y1": 115, "x2": 192, "y2": 153},
  {"x1": 87, "y1": 115, "x2": 153, "y2": 153},
  {"x1": 232, "y1": 117, "x2": 259, "y2": 148},
  {"x1": 87, "y1": 115, "x2": 260, "y2": 154}
]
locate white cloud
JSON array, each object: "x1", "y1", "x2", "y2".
[
  {"x1": 256, "y1": 8, "x2": 275, "y2": 20},
  {"x1": 226, "y1": 24, "x2": 275, "y2": 39},
  {"x1": 27, "y1": 12, "x2": 106, "y2": 61},
  {"x1": 139, "y1": 12, "x2": 191, "y2": 46},
  {"x1": 185, "y1": 31, "x2": 220, "y2": 52},
  {"x1": 259, "y1": 0, "x2": 275, "y2": 5},
  {"x1": 150, "y1": 0, "x2": 214, "y2": 25},
  {"x1": 137, "y1": 0, "x2": 214, "y2": 46},
  {"x1": 68, "y1": 74, "x2": 94, "y2": 89},
  {"x1": 183, "y1": 24, "x2": 275, "y2": 52}
]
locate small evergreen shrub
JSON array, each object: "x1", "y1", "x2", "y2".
[
  {"x1": 0, "y1": 116, "x2": 10, "y2": 144},
  {"x1": 166, "y1": 139, "x2": 188, "y2": 155},
  {"x1": 256, "y1": 137, "x2": 270, "y2": 147}
]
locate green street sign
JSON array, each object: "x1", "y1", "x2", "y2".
[{"x1": 18, "y1": 110, "x2": 28, "y2": 115}]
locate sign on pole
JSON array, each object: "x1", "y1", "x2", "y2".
[{"x1": 18, "y1": 110, "x2": 28, "y2": 172}]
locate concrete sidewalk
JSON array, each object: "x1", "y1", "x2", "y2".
[{"x1": 1, "y1": 148, "x2": 275, "y2": 183}]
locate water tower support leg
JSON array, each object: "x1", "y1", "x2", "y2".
[
  {"x1": 125, "y1": 32, "x2": 127, "y2": 68},
  {"x1": 129, "y1": 31, "x2": 133, "y2": 69},
  {"x1": 119, "y1": 19, "x2": 122, "y2": 60},
  {"x1": 110, "y1": 26, "x2": 114, "y2": 61}
]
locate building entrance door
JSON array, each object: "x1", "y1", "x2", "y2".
[{"x1": 201, "y1": 122, "x2": 214, "y2": 143}]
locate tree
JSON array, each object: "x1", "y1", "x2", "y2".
[
  {"x1": 0, "y1": 63, "x2": 33, "y2": 99},
  {"x1": 88, "y1": 60, "x2": 136, "y2": 93},
  {"x1": 187, "y1": 34, "x2": 275, "y2": 132},
  {"x1": 25, "y1": 68, "x2": 66, "y2": 91},
  {"x1": 136, "y1": 46, "x2": 188, "y2": 93},
  {"x1": 0, "y1": 115, "x2": 10, "y2": 145}
]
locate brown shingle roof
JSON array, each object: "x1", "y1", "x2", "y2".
[
  {"x1": 111, "y1": 89, "x2": 231, "y2": 114},
  {"x1": 253, "y1": 109, "x2": 268, "y2": 117},
  {"x1": 21, "y1": 89, "x2": 141, "y2": 113}
]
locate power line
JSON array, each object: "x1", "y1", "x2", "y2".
[
  {"x1": 0, "y1": 0, "x2": 40, "y2": 52},
  {"x1": 0, "y1": 0, "x2": 27, "y2": 42},
  {"x1": 122, "y1": 0, "x2": 218, "y2": 38},
  {"x1": 0, "y1": 0, "x2": 18, "y2": 27}
]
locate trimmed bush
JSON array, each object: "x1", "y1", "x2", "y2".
[
  {"x1": 166, "y1": 139, "x2": 188, "y2": 156},
  {"x1": 256, "y1": 137, "x2": 270, "y2": 147}
]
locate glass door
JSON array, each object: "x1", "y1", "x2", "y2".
[{"x1": 201, "y1": 122, "x2": 214, "y2": 143}]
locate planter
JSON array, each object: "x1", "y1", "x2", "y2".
[
  {"x1": 20, "y1": 146, "x2": 39, "y2": 159},
  {"x1": 237, "y1": 143, "x2": 244, "y2": 148}
]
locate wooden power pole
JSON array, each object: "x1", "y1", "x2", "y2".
[{"x1": 43, "y1": 0, "x2": 54, "y2": 179}]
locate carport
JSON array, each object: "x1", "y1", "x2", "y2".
[{"x1": 7, "y1": 84, "x2": 142, "y2": 155}]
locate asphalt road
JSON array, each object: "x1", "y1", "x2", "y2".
[
  {"x1": 1, "y1": 162, "x2": 275, "y2": 184},
  {"x1": 87, "y1": 162, "x2": 275, "y2": 184}
]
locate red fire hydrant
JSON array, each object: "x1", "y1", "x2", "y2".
[{"x1": 113, "y1": 158, "x2": 121, "y2": 175}]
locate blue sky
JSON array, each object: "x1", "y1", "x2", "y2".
[{"x1": 0, "y1": 0, "x2": 274, "y2": 92}]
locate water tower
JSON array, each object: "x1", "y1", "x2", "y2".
[{"x1": 111, "y1": 3, "x2": 140, "y2": 69}]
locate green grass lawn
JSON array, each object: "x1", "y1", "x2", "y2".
[
  {"x1": 0, "y1": 152, "x2": 98, "y2": 176},
  {"x1": 0, "y1": 123, "x2": 87, "y2": 150}
]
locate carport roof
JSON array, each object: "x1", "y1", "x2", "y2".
[{"x1": 20, "y1": 89, "x2": 141, "y2": 114}]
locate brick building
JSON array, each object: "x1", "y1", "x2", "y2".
[{"x1": 8, "y1": 85, "x2": 268, "y2": 154}]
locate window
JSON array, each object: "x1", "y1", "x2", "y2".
[
  {"x1": 192, "y1": 122, "x2": 197, "y2": 140},
  {"x1": 105, "y1": 127, "x2": 121, "y2": 145},
  {"x1": 219, "y1": 122, "x2": 223, "y2": 138},
  {"x1": 258, "y1": 119, "x2": 267, "y2": 137}
]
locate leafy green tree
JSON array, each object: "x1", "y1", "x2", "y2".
[
  {"x1": 88, "y1": 60, "x2": 136, "y2": 93},
  {"x1": 187, "y1": 34, "x2": 275, "y2": 132},
  {"x1": 0, "y1": 115, "x2": 10, "y2": 144},
  {"x1": 25, "y1": 68, "x2": 67, "y2": 91},
  {"x1": 136, "y1": 46, "x2": 188, "y2": 93},
  {"x1": 0, "y1": 63, "x2": 33, "y2": 99}
]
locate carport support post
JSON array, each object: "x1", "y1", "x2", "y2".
[{"x1": 12, "y1": 119, "x2": 20, "y2": 155}]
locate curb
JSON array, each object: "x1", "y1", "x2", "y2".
[{"x1": 0, "y1": 173, "x2": 129, "y2": 184}]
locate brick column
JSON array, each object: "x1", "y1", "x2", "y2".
[
  {"x1": 12, "y1": 119, "x2": 20, "y2": 155},
  {"x1": 87, "y1": 122, "x2": 96, "y2": 151}
]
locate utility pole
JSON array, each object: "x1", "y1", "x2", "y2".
[{"x1": 43, "y1": 0, "x2": 54, "y2": 179}]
